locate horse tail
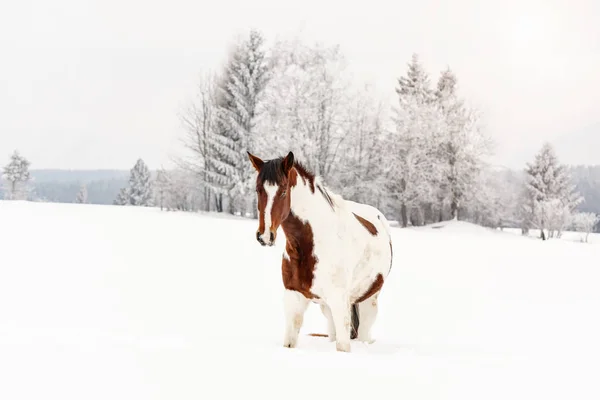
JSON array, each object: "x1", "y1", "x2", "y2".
[
  {"x1": 350, "y1": 303, "x2": 359, "y2": 339},
  {"x1": 308, "y1": 304, "x2": 360, "y2": 340}
]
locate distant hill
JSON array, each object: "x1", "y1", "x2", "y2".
[
  {"x1": 30, "y1": 169, "x2": 129, "y2": 183},
  {"x1": 1, "y1": 169, "x2": 129, "y2": 205}
]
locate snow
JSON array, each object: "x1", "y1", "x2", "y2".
[{"x1": 1, "y1": 200, "x2": 599, "y2": 400}]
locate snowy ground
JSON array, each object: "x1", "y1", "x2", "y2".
[{"x1": 1, "y1": 200, "x2": 599, "y2": 400}]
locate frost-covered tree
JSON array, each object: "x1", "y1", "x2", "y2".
[
  {"x1": 256, "y1": 38, "x2": 353, "y2": 181},
  {"x1": 2, "y1": 150, "x2": 31, "y2": 200},
  {"x1": 127, "y1": 158, "x2": 153, "y2": 206},
  {"x1": 114, "y1": 158, "x2": 154, "y2": 207},
  {"x1": 113, "y1": 187, "x2": 130, "y2": 206},
  {"x1": 571, "y1": 212, "x2": 599, "y2": 242},
  {"x1": 212, "y1": 29, "x2": 270, "y2": 216},
  {"x1": 461, "y1": 168, "x2": 521, "y2": 229},
  {"x1": 154, "y1": 167, "x2": 170, "y2": 211},
  {"x1": 435, "y1": 68, "x2": 491, "y2": 220},
  {"x1": 179, "y1": 72, "x2": 228, "y2": 212},
  {"x1": 523, "y1": 143, "x2": 583, "y2": 239},
  {"x1": 75, "y1": 184, "x2": 88, "y2": 204},
  {"x1": 334, "y1": 84, "x2": 389, "y2": 210},
  {"x1": 387, "y1": 54, "x2": 442, "y2": 227}
]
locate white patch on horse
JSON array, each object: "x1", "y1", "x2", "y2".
[
  {"x1": 283, "y1": 172, "x2": 392, "y2": 352},
  {"x1": 259, "y1": 183, "x2": 279, "y2": 244}
]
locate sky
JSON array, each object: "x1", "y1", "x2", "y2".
[{"x1": 0, "y1": 0, "x2": 598, "y2": 170}]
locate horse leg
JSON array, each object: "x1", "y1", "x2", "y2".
[
  {"x1": 319, "y1": 303, "x2": 336, "y2": 341},
  {"x1": 356, "y1": 294, "x2": 378, "y2": 344},
  {"x1": 327, "y1": 296, "x2": 352, "y2": 352},
  {"x1": 283, "y1": 289, "x2": 309, "y2": 348}
]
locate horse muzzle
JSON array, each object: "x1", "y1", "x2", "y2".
[{"x1": 256, "y1": 230, "x2": 276, "y2": 247}]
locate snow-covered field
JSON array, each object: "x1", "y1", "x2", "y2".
[{"x1": 1, "y1": 200, "x2": 599, "y2": 400}]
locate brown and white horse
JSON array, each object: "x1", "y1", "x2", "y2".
[{"x1": 247, "y1": 151, "x2": 393, "y2": 352}]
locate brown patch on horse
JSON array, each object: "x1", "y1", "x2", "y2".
[
  {"x1": 353, "y1": 213, "x2": 378, "y2": 236},
  {"x1": 281, "y1": 211, "x2": 318, "y2": 300},
  {"x1": 355, "y1": 274, "x2": 384, "y2": 303}
]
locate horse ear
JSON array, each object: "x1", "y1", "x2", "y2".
[
  {"x1": 282, "y1": 151, "x2": 294, "y2": 174},
  {"x1": 247, "y1": 151, "x2": 264, "y2": 171}
]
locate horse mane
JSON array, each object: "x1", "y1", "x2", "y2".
[
  {"x1": 257, "y1": 155, "x2": 335, "y2": 210},
  {"x1": 257, "y1": 157, "x2": 315, "y2": 186}
]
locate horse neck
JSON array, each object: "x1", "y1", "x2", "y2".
[{"x1": 285, "y1": 171, "x2": 340, "y2": 232}]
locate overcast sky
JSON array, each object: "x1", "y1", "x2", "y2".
[{"x1": 1, "y1": 0, "x2": 598, "y2": 170}]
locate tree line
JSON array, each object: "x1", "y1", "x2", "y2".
[
  {"x1": 2, "y1": 30, "x2": 598, "y2": 238},
  {"x1": 173, "y1": 29, "x2": 599, "y2": 237}
]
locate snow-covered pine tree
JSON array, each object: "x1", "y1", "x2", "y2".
[
  {"x1": 388, "y1": 53, "x2": 442, "y2": 227},
  {"x1": 523, "y1": 142, "x2": 583, "y2": 239},
  {"x1": 435, "y1": 68, "x2": 491, "y2": 220},
  {"x1": 128, "y1": 158, "x2": 153, "y2": 206},
  {"x1": 113, "y1": 187, "x2": 130, "y2": 206},
  {"x1": 113, "y1": 159, "x2": 154, "y2": 207},
  {"x1": 2, "y1": 150, "x2": 31, "y2": 200},
  {"x1": 75, "y1": 184, "x2": 88, "y2": 204},
  {"x1": 212, "y1": 29, "x2": 270, "y2": 216}
]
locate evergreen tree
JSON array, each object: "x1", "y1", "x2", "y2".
[
  {"x1": 75, "y1": 184, "x2": 88, "y2": 204},
  {"x1": 128, "y1": 158, "x2": 153, "y2": 206},
  {"x1": 114, "y1": 187, "x2": 130, "y2": 206},
  {"x1": 435, "y1": 68, "x2": 489, "y2": 220},
  {"x1": 2, "y1": 150, "x2": 31, "y2": 200},
  {"x1": 113, "y1": 159, "x2": 154, "y2": 206},
  {"x1": 388, "y1": 53, "x2": 440, "y2": 227},
  {"x1": 212, "y1": 29, "x2": 270, "y2": 215},
  {"x1": 523, "y1": 142, "x2": 583, "y2": 239},
  {"x1": 396, "y1": 53, "x2": 435, "y2": 106}
]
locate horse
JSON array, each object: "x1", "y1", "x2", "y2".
[{"x1": 247, "y1": 150, "x2": 393, "y2": 352}]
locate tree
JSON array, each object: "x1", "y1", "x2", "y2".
[
  {"x1": 212, "y1": 29, "x2": 270, "y2": 216},
  {"x1": 154, "y1": 167, "x2": 170, "y2": 211},
  {"x1": 571, "y1": 212, "x2": 599, "y2": 243},
  {"x1": 387, "y1": 54, "x2": 442, "y2": 227},
  {"x1": 75, "y1": 184, "x2": 88, "y2": 204},
  {"x1": 256, "y1": 38, "x2": 353, "y2": 181},
  {"x1": 114, "y1": 159, "x2": 154, "y2": 207},
  {"x1": 334, "y1": 84, "x2": 389, "y2": 210},
  {"x1": 128, "y1": 159, "x2": 153, "y2": 206},
  {"x1": 435, "y1": 68, "x2": 491, "y2": 220},
  {"x1": 114, "y1": 187, "x2": 130, "y2": 206},
  {"x1": 2, "y1": 150, "x2": 31, "y2": 200},
  {"x1": 523, "y1": 143, "x2": 583, "y2": 239},
  {"x1": 179, "y1": 72, "x2": 220, "y2": 212}
]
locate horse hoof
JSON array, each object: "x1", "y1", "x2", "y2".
[
  {"x1": 358, "y1": 337, "x2": 375, "y2": 344},
  {"x1": 336, "y1": 342, "x2": 350, "y2": 352}
]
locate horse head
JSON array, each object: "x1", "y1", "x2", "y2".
[{"x1": 247, "y1": 151, "x2": 295, "y2": 247}]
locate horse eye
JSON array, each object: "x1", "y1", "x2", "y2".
[{"x1": 281, "y1": 190, "x2": 287, "y2": 197}]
